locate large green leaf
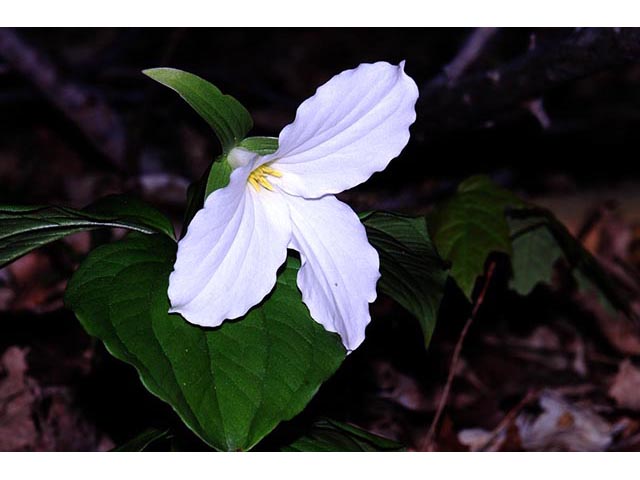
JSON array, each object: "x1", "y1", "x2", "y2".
[
  {"x1": 65, "y1": 233, "x2": 346, "y2": 451},
  {"x1": 428, "y1": 175, "x2": 524, "y2": 299},
  {"x1": 282, "y1": 419, "x2": 404, "y2": 452},
  {"x1": 0, "y1": 195, "x2": 174, "y2": 268},
  {"x1": 363, "y1": 212, "x2": 448, "y2": 347},
  {"x1": 143, "y1": 68, "x2": 252, "y2": 153}
]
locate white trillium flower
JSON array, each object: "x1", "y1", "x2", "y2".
[{"x1": 168, "y1": 61, "x2": 419, "y2": 352}]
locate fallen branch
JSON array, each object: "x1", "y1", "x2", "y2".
[
  {"x1": 0, "y1": 28, "x2": 127, "y2": 171},
  {"x1": 417, "y1": 28, "x2": 640, "y2": 138},
  {"x1": 428, "y1": 27, "x2": 499, "y2": 86}
]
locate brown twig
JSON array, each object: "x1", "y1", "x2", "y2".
[
  {"x1": 420, "y1": 260, "x2": 497, "y2": 451},
  {"x1": 475, "y1": 389, "x2": 539, "y2": 451}
]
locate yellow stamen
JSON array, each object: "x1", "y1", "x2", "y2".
[
  {"x1": 260, "y1": 166, "x2": 282, "y2": 178},
  {"x1": 248, "y1": 164, "x2": 282, "y2": 192}
]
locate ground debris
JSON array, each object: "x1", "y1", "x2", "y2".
[
  {"x1": 515, "y1": 390, "x2": 613, "y2": 451},
  {"x1": 0, "y1": 347, "x2": 37, "y2": 451},
  {"x1": 0, "y1": 346, "x2": 113, "y2": 451}
]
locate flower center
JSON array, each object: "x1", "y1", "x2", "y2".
[{"x1": 248, "y1": 164, "x2": 282, "y2": 192}]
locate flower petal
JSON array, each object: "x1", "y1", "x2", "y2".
[
  {"x1": 265, "y1": 61, "x2": 418, "y2": 198},
  {"x1": 286, "y1": 194, "x2": 380, "y2": 351},
  {"x1": 168, "y1": 164, "x2": 291, "y2": 327}
]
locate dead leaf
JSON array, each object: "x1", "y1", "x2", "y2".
[
  {"x1": 515, "y1": 390, "x2": 612, "y2": 451},
  {"x1": 458, "y1": 428, "x2": 499, "y2": 451},
  {"x1": 609, "y1": 359, "x2": 640, "y2": 411},
  {"x1": 373, "y1": 360, "x2": 432, "y2": 412}
]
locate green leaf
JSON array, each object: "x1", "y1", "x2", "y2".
[
  {"x1": 363, "y1": 212, "x2": 448, "y2": 347},
  {"x1": 64, "y1": 234, "x2": 346, "y2": 451},
  {"x1": 509, "y1": 216, "x2": 563, "y2": 296},
  {"x1": 238, "y1": 136, "x2": 279, "y2": 155},
  {"x1": 111, "y1": 428, "x2": 171, "y2": 452},
  {"x1": 143, "y1": 68, "x2": 252, "y2": 153},
  {"x1": 508, "y1": 209, "x2": 632, "y2": 317},
  {"x1": 282, "y1": 419, "x2": 404, "y2": 452},
  {"x1": 0, "y1": 195, "x2": 174, "y2": 268},
  {"x1": 86, "y1": 195, "x2": 175, "y2": 239},
  {"x1": 428, "y1": 175, "x2": 524, "y2": 299},
  {"x1": 205, "y1": 158, "x2": 233, "y2": 198}
]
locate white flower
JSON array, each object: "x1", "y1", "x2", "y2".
[{"x1": 168, "y1": 61, "x2": 419, "y2": 352}]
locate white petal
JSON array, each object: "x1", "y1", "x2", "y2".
[
  {"x1": 168, "y1": 164, "x2": 291, "y2": 327},
  {"x1": 286, "y1": 194, "x2": 380, "y2": 351},
  {"x1": 264, "y1": 61, "x2": 419, "y2": 198}
]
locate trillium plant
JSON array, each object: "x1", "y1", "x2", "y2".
[
  {"x1": 0, "y1": 61, "x2": 629, "y2": 451},
  {"x1": 169, "y1": 62, "x2": 418, "y2": 351}
]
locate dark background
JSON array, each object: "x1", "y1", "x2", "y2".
[{"x1": 1, "y1": 28, "x2": 640, "y2": 451}]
